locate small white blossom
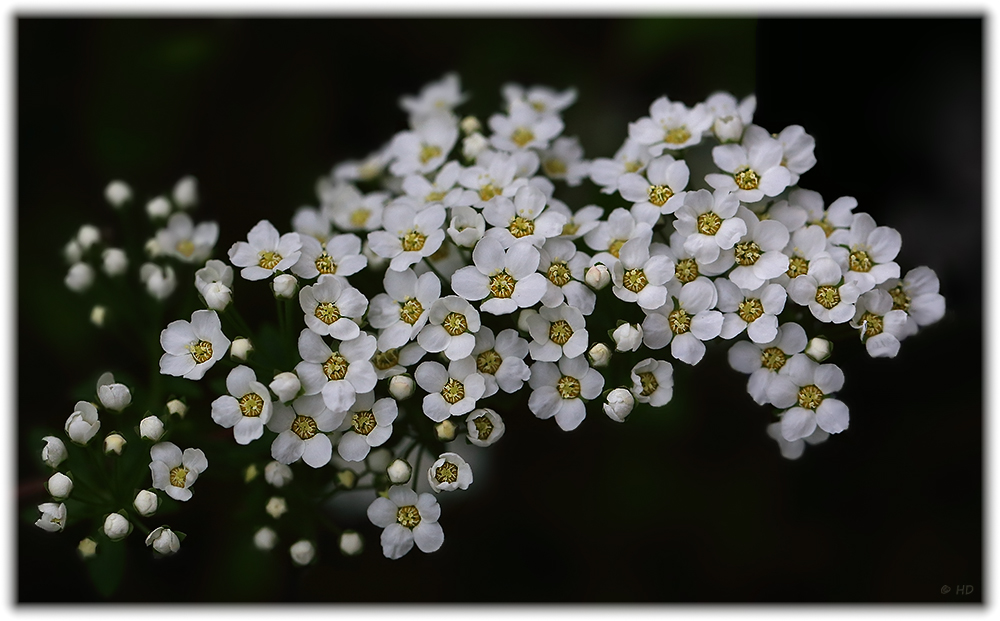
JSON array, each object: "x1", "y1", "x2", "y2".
[
  {"x1": 539, "y1": 136, "x2": 589, "y2": 186},
  {"x1": 466, "y1": 408, "x2": 505, "y2": 447},
  {"x1": 146, "y1": 196, "x2": 172, "y2": 219},
  {"x1": 340, "y1": 531, "x2": 364, "y2": 556},
  {"x1": 65, "y1": 262, "x2": 95, "y2": 293},
  {"x1": 612, "y1": 323, "x2": 643, "y2": 353},
  {"x1": 105, "y1": 180, "x2": 132, "y2": 208},
  {"x1": 155, "y1": 213, "x2": 219, "y2": 263},
  {"x1": 172, "y1": 175, "x2": 198, "y2": 209},
  {"x1": 388, "y1": 115, "x2": 459, "y2": 176},
  {"x1": 338, "y1": 393, "x2": 398, "y2": 462},
  {"x1": 416, "y1": 358, "x2": 486, "y2": 422},
  {"x1": 96, "y1": 372, "x2": 131, "y2": 412},
  {"x1": 717, "y1": 281, "x2": 787, "y2": 344},
  {"x1": 728, "y1": 207, "x2": 791, "y2": 290},
  {"x1": 706, "y1": 130, "x2": 791, "y2": 203},
  {"x1": 290, "y1": 232, "x2": 367, "y2": 280},
  {"x1": 290, "y1": 540, "x2": 315, "y2": 566},
  {"x1": 264, "y1": 461, "x2": 294, "y2": 488},
  {"x1": 528, "y1": 355, "x2": 604, "y2": 431},
  {"x1": 727, "y1": 322, "x2": 808, "y2": 405},
  {"x1": 604, "y1": 388, "x2": 635, "y2": 422},
  {"x1": 452, "y1": 238, "x2": 548, "y2": 315},
  {"x1": 195, "y1": 259, "x2": 234, "y2": 311},
  {"x1": 149, "y1": 442, "x2": 208, "y2": 502},
  {"x1": 585, "y1": 264, "x2": 611, "y2": 290},
  {"x1": 489, "y1": 99, "x2": 564, "y2": 152},
  {"x1": 673, "y1": 190, "x2": 746, "y2": 264},
  {"x1": 850, "y1": 289, "x2": 910, "y2": 358},
  {"x1": 630, "y1": 358, "x2": 674, "y2": 407},
  {"x1": 294, "y1": 330, "x2": 377, "y2": 413},
  {"x1": 77, "y1": 224, "x2": 101, "y2": 249},
  {"x1": 427, "y1": 452, "x2": 473, "y2": 492},
  {"x1": 526, "y1": 304, "x2": 589, "y2": 362},
  {"x1": 367, "y1": 485, "x2": 444, "y2": 560},
  {"x1": 417, "y1": 296, "x2": 481, "y2": 361},
  {"x1": 211, "y1": 365, "x2": 273, "y2": 445},
  {"x1": 35, "y1": 503, "x2": 66, "y2": 532},
  {"x1": 766, "y1": 422, "x2": 829, "y2": 460},
  {"x1": 767, "y1": 354, "x2": 849, "y2": 442},
  {"x1": 787, "y1": 257, "x2": 861, "y2": 324},
  {"x1": 589, "y1": 138, "x2": 654, "y2": 195},
  {"x1": 101, "y1": 248, "x2": 128, "y2": 276},
  {"x1": 400, "y1": 73, "x2": 467, "y2": 124},
  {"x1": 447, "y1": 205, "x2": 486, "y2": 248},
  {"x1": 299, "y1": 274, "x2": 367, "y2": 340},
  {"x1": 367, "y1": 202, "x2": 446, "y2": 272},
  {"x1": 611, "y1": 230, "x2": 675, "y2": 311},
  {"x1": 368, "y1": 268, "x2": 441, "y2": 351},
  {"x1": 266, "y1": 497, "x2": 288, "y2": 519},
  {"x1": 628, "y1": 95, "x2": 712, "y2": 155},
  {"x1": 228, "y1": 220, "x2": 302, "y2": 281},
  {"x1": 828, "y1": 212, "x2": 901, "y2": 293},
  {"x1": 267, "y1": 395, "x2": 343, "y2": 468},
  {"x1": 537, "y1": 238, "x2": 596, "y2": 314},
  {"x1": 879, "y1": 266, "x2": 946, "y2": 336},
  {"x1": 618, "y1": 154, "x2": 689, "y2": 217},
  {"x1": 146, "y1": 527, "x2": 180, "y2": 555},
  {"x1": 140, "y1": 263, "x2": 177, "y2": 300},
  {"x1": 65, "y1": 401, "x2": 100, "y2": 445},
  {"x1": 642, "y1": 277, "x2": 723, "y2": 366},
  {"x1": 468, "y1": 327, "x2": 531, "y2": 396},
  {"x1": 254, "y1": 527, "x2": 277, "y2": 551}
]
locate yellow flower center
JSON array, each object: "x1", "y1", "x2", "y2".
[
  {"x1": 556, "y1": 375, "x2": 581, "y2": 399},
  {"x1": 734, "y1": 241, "x2": 762, "y2": 266},
  {"x1": 797, "y1": 385, "x2": 825, "y2": 410},
  {"x1": 441, "y1": 378, "x2": 465, "y2": 404},
  {"x1": 239, "y1": 393, "x2": 264, "y2": 417},
  {"x1": 734, "y1": 168, "x2": 760, "y2": 191},
  {"x1": 786, "y1": 256, "x2": 809, "y2": 278},
  {"x1": 291, "y1": 415, "x2": 318, "y2": 440},
  {"x1": 351, "y1": 410, "x2": 377, "y2": 436},
  {"x1": 258, "y1": 251, "x2": 282, "y2": 270},
  {"x1": 860, "y1": 311, "x2": 884, "y2": 339},
  {"x1": 647, "y1": 185, "x2": 673, "y2": 207},
  {"x1": 561, "y1": 221, "x2": 579, "y2": 236},
  {"x1": 624, "y1": 160, "x2": 643, "y2": 173},
  {"x1": 547, "y1": 262, "x2": 572, "y2": 286},
  {"x1": 608, "y1": 239, "x2": 625, "y2": 258},
  {"x1": 425, "y1": 191, "x2": 447, "y2": 203},
  {"x1": 396, "y1": 505, "x2": 421, "y2": 529},
  {"x1": 697, "y1": 212, "x2": 722, "y2": 236},
  {"x1": 548, "y1": 319, "x2": 574, "y2": 345},
  {"x1": 314, "y1": 302, "x2": 341, "y2": 325},
  {"x1": 664, "y1": 127, "x2": 691, "y2": 144},
  {"x1": 442, "y1": 312, "x2": 468, "y2": 336},
  {"x1": 622, "y1": 268, "x2": 648, "y2": 293},
  {"x1": 675, "y1": 258, "x2": 699, "y2": 284},
  {"x1": 169, "y1": 466, "x2": 188, "y2": 488},
  {"x1": 419, "y1": 144, "x2": 442, "y2": 164},
  {"x1": 543, "y1": 158, "x2": 567, "y2": 176},
  {"x1": 511, "y1": 127, "x2": 535, "y2": 147},
  {"x1": 176, "y1": 240, "x2": 195, "y2": 258},
  {"x1": 737, "y1": 298, "x2": 765, "y2": 323},
  {"x1": 888, "y1": 284, "x2": 911, "y2": 312},
  {"x1": 509, "y1": 216, "x2": 535, "y2": 238},
  {"x1": 476, "y1": 349, "x2": 502, "y2": 375},
  {"x1": 188, "y1": 340, "x2": 213, "y2": 363},
  {"x1": 761, "y1": 347, "x2": 787, "y2": 371},
  {"x1": 373, "y1": 349, "x2": 399, "y2": 371},
  {"x1": 315, "y1": 252, "x2": 337, "y2": 275},
  {"x1": 490, "y1": 272, "x2": 517, "y2": 298},
  {"x1": 815, "y1": 285, "x2": 841, "y2": 310},
  {"x1": 434, "y1": 461, "x2": 459, "y2": 484},
  {"x1": 849, "y1": 249, "x2": 873, "y2": 272},
  {"x1": 668, "y1": 308, "x2": 691, "y2": 335},
  {"x1": 401, "y1": 230, "x2": 427, "y2": 252},
  {"x1": 638, "y1": 371, "x2": 659, "y2": 396},
  {"x1": 350, "y1": 208, "x2": 371, "y2": 228},
  {"x1": 472, "y1": 414, "x2": 494, "y2": 440},
  {"x1": 399, "y1": 298, "x2": 424, "y2": 325},
  {"x1": 479, "y1": 184, "x2": 499, "y2": 202},
  {"x1": 322, "y1": 352, "x2": 349, "y2": 381}
]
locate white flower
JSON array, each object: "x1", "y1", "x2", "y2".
[
  {"x1": 159, "y1": 310, "x2": 230, "y2": 380},
  {"x1": 103, "y1": 512, "x2": 130, "y2": 541},
  {"x1": 42, "y1": 436, "x2": 67, "y2": 468},
  {"x1": 65, "y1": 401, "x2": 100, "y2": 445},
  {"x1": 368, "y1": 268, "x2": 441, "y2": 352},
  {"x1": 294, "y1": 330, "x2": 377, "y2": 413},
  {"x1": 388, "y1": 374, "x2": 416, "y2": 400},
  {"x1": 537, "y1": 238, "x2": 596, "y2": 314},
  {"x1": 211, "y1": 365, "x2": 273, "y2": 445},
  {"x1": 583, "y1": 207, "x2": 653, "y2": 263},
  {"x1": 146, "y1": 196, "x2": 172, "y2": 219},
  {"x1": 727, "y1": 322, "x2": 808, "y2": 405},
  {"x1": 502, "y1": 82, "x2": 577, "y2": 116},
  {"x1": 705, "y1": 129, "x2": 791, "y2": 203},
  {"x1": 612, "y1": 323, "x2": 643, "y2": 353},
  {"x1": 416, "y1": 358, "x2": 486, "y2": 422},
  {"x1": 228, "y1": 220, "x2": 302, "y2": 281},
  {"x1": 102, "y1": 248, "x2": 128, "y2": 276},
  {"x1": 539, "y1": 136, "x2": 589, "y2": 186},
  {"x1": 828, "y1": 213, "x2": 902, "y2": 293},
  {"x1": 427, "y1": 452, "x2": 473, "y2": 492},
  {"x1": 717, "y1": 280, "x2": 787, "y2": 344},
  {"x1": 103, "y1": 433, "x2": 126, "y2": 455},
  {"x1": 767, "y1": 354, "x2": 849, "y2": 442},
  {"x1": 489, "y1": 99, "x2": 564, "y2": 152},
  {"x1": 451, "y1": 238, "x2": 548, "y2": 315},
  {"x1": 402, "y1": 161, "x2": 464, "y2": 208},
  {"x1": 96, "y1": 372, "x2": 131, "y2": 412},
  {"x1": 340, "y1": 531, "x2": 364, "y2": 556},
  {"x1": 771, "y1": 125, "x2": 817, "y2": 185},
  {"x1": 462, "y1": 132, "x2": 489, "y2": 160},
  {"x1": 367, "y1": 485, "x2": 445, "y2": 560},
  {"x1": 879, "y1": 266, "x2": 946, "y2": 335},
  {"x1": 47, "y1": 472, "x2": 73, "y2": 500},
  {"x1": 704, "y1": 91, "x2": 755, "y2": 142},
  {"x1": 528, "y1": 355, "x2": 604, "y2": 431},
  {"x1": 77, "y1": 224, "x2": 101, "y2": 249},
  {"x1": 786, "y1": 257, "x2": 861, "y2": 324},
  {"x1": 289, "y1": 540, "x2": 316, "y2": 566},
  {"x1": 766, "y1": 422, "x2": 828, "y2": 460},
  {"x1": 604, "y1": 388, "x2": 635, "y2": 422},
  {"x1": 629, "y1": 358, "x2": 674, "y2": 407},
  {"x1": 850, "y1": 289, "x2": 910, "y2": 358},
  {"x1": 387, "y1": 459, "x2": 412, "y2": 484},
  {"x1": 642, "y1": 277, "x2": 722, "y2": 365},
  {"x1": 673, "y1": 190, "x2": 746, "y2": 265},
  {"x1": 400, "y1": 72, "x2": 467, "y2": 123},
  {"x1": 610, "y1": 230, "x2": 675, "y2": 311},
  {"x1": 140, "y1": 263, "x2": 177, "y2": 300},
  {"x1": 367, "y1": 202, "x2": 446, "y2": 272},
  {"x1": 468, "y1": 327, "x2": 531, "y2": 396},
  {"x1": 417, "y1": 296, "x2": 481, "y2": 361},
  {"x1": 291, "y1": 206, "x2": 333, "y2": 243},
  {"x1": 290, "y1": 232, "x2": 367, "y2": 280},
  {"x1": 526, "y1": 304, "x2": 589, "y2": 362},
  {"x1": 589, "y1": 138, "x2": 654, "y2": 195},
  {"x1": 466, "y1": 408, "x2": 505, "y2": 446},
  {"x1": 457, "y1": 152, "x2": 526, "y2": 208},
  {"x1": 269, "y1": 372, "x2": 301, "y2": 403},
  {"x1": 298, "y1": 274, "x2": 367, "y2": 340},
  {"x1": 728, "y1": 207, "x2": 791, "y2": 290},
  {"x1": 587, "y1": 342, "x2": 612, "y2": 368},
  {"x1": 323, "y1": 186, "x2": 387, "y2": 233},
  {"x1": 372, "y1": 343, "x2": 426, "y2": 380},
  {"x1": 628, "y1": 95, "x2": 712, "y2": 155},
  {"x1": 773, "y1": 224, "x2": 832, "y2": 287},
  {"x1": 618, "y1": 154, "x2": 689, "y2": 216},
  {"x1": 146, "y1": 527, "x2": 180, "y2": 555},
  {"x1": 65, "y1": 262, "x2": 95, "y2": 293},
  {"x1": 36, "y1": 503, "x2": 66, "y2": 532},
  {"x1": 253, "y1": 527, "x2": 277, "y2": 551},
  {"x1": 792, "y1": 189, "x2": 857, "y2": 237},
  {"x1": 482, "y1": 185, "x2": 567, "y2": 249},
  {"x1": 172, "y1": 175, "x2": 198, "y2": 209},
  {"x1": 264, "y1": 461, "x2": 294, "y2": 488},
  {"x1": 388, "y1": 115, "x2": 459, "y2": 176},
  {"x1": 548, "y1": 201, "x2": 602, "y2": 240},
  {"x1": 267, "y1": 497, "x2": 289, "y2": 519},
  {"x1": 267, "y1": 394, "x2": 343, "y2": 468},
  {"x1": 155, "y1": 213, "x2": 219, "y2": 263},
  {"x1": 105, "y1": 180, "x2": 132, "y2": 207},
  {"x1": 195, "y1": 259, "x2": 234, "y2": 311},
  {"x1": 272, "y1": 274, "x2": 298, "y2": 299},
  {"x1": 446, "y1": 205, "x2": 487, "y2": 248},
  {"x1": 338, "y1": 393, "x2": 398, "y2": 462},
  {"x1": 149, "y1": 442, "x2": 208, "y2": 502},
  {"x1": 134, "y1": 490, "x2": 158, "y2": 516}
]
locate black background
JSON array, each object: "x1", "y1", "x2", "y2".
[{"x1": 17, "y1": 17, "x2": 982, "y2": 602}]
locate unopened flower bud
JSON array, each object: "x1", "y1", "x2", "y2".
[
  {"x1": 105, "y1": 180, "x2": 132, "y2": 208},
  {"x1": 103, "y1": 512, "x2": 130, "y2": 541},
  {"x1": 77, "y1": 224, "x2": 101, "y2": 249},
  {"x1": 101, "y1": 248, "x2": 128, "y2": 276},
  {"x1": 805, "y1": 337, "x2": 833, "y2": 362},
  {"x1": 388, "y1": 375, "x2": 415, "y2": 400},
  {"x1": 585, "y1": 264, "x2": 611, "y2": 290},
  {"x1": 144, "y1": 238, "x2": 163, "y2": 257},
  {"x1": 172, "y1": 175, "x2": 198, "y2": 209},
  {"x1": 134, "y1": 490, "x2": 158, "y2": 517},
  {"x1": 462, "y1": 132, "x2": 489, "y2": 160},
  {"x1": 203, "y1": 282, "x2": 232, "y2": 311},
  {"x1": 103, "y1": 433, "x2": 126, "y2": 455},
  {"x1": 90, "y1": 305, "x2": 106, "y2": 327},
  {"x1": 146, "y1": 196, "x2": 171, "y2": 219},
  {"x1": 230, "y1": 338, "x2": 253, "y2": 361},
  {"x1": 78, "y1": 538, "x2": 98, "y2": 558},
  {"x1": 272, "y1": 274, "x2": 298, "y2": 299},
  {"x1": 41, "y1": 436, "x2": 68, "y2": 468},
  {"x1": 265, "y1": 461, "x2": 294, "y2": 488},
  {"x1": 166, "y1": 399, "x2": 187, "y2": 418},
  {"x1": 459, "y1": 115, "x2": 481, "y2": 135},
  {"x1": 588, "y1": 342, "x2": 612, "y2": 368},
  {"x1": 387, "y1": 459, "x2": 412, "y2": 484},
  {"x1": 603, "y1": 388, "x2": 635, "y2": 423},
  {"x1": 447, "y1": 205, "x2": 486, "y2": 248},
  {"x1": 47, "y1": 472, "x2": 73, "y2": 500},
  {"x1": 145, "y1": 526, "x2": 180, "y2": 555},
  {"x1": 65, "y1": 263, "x2": 95, "y2": 293},
  {"x1": 289, "y1": 540, "x2": 315, "y2": 566},
  {"x1": 339, "y1": 530, "x2": 363, "y2": 556},
  {"x1": 265, "y1": 496, "x2": 288, "y2": 519},
  {"x1": 140, "y1": 263, "x2": 176, "y2": 300},
  {"x1": 435, "y1": 419, "x2": 457, "y2": 442},
  {"x1": 139, "y1": 416, "x2": 165, "y2": 441},
  {"x1": 269, "y1": 372, "x2": 301, "y2": 403},
  {"x1": 253, "y1": 526, "x2": 277, "y2": 551},
  {"x1": 337, "y1": 469, "x2": 357, "y2": 489},
  {"x1": 713, "y1": 115, "x2": 745, "y2": 143},
  {"x1": 98, "y1": 383, "x2": 132, "y2": 412},
  {"x1": 612, "y1": 323, "x2": 643, "y2": 352},
  {"x1": 63, "y1": 239, "x2": 83, "y2": 264}
]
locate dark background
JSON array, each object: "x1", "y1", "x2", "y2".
[{"x1": 17, "y1": 17, "x2": 982, "y2": 602}]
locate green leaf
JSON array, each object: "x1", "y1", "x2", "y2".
[{"x1": 86, "y1": 538, "x2": 126, "y2": 598}]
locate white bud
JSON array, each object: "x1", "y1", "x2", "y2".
[
  {"x1": 466, "y1": 408, "x2": 505, "y2": 447},
  {"x1": 272, "y1": 274, "x2": 298, "y2": 299},
  {"x1": 78, "y1": 538, "x2": 98, "y2": 558},
  {"x1": 65, "y1": 262, "x2": 95, "y2": 293},
  {"x1": 462, "y1": 132, "x2": 489, "y2": 160},
  {"x1": 517, "y1": 308, "x2": 539, "y2": 333},
  {"x1": 603, "y1": 388, "x2": 635, "y2": 423},
  {"x1": 269, "y1": 372, "x2": 301, "y2": 403},
  {"x1": 105, "y1": 180, "x2": 132, "y2": 208},
  {"x1": 98, "y1": 384, "x2": 132, "y2": 412},
  {"x1": 41, "y1": 436, "x2": 68, "y2": 468},
  {"x1": 103, "y1": 512, "x2": 130, "y2": 541},
  {"x1": 65, "y1": 404, "x2": 100, "y2": 445},
  {"x1": 366, "y1": 448, "x2": 392, "y2": 472},
  {"x1": 203, "y1": 282, "x2": 232, "y2": 311},
  {"x1": 47, "y1": 472, "x2": 73, "y2": 500},
  {"x1": 172, "y1": 175, "x2": 198, "y2": 209},
  {"x1": 387, "y1": 459, "x2": 412, "y2": 484},
  {"x1": 133, "y1": 490, "x2": 159, "y2": 517},
  {"x1": 713, "y1": 115, "x2": 745, "y2": 143},
  {"x1": 253, "y1": 526, "x2": 277, "y2": 551},
  {"x1": 289, "y1": 540, "x2": 315, "y2": 566},
  {"x1": 90, "y1": 305, "x2": 106, "y2": 327},
  {"x1": 166, "y1": 399, "x2": 187, "y2": 418},
  {"x1": 146, "y1": 196, "x2": 172, "y2": 219},
  {"x1": 459, "y1": 115, "x2": 481, "y2": 135},
  {"x1": 101, "y1": 248, "x2": 128, "y2": 276},
  {"x1": 103, "y1": 433, "x2": 127, "y2": 455},
  {"x1": 140, "y1": 263, "x2": 177, "y2": 300},
  {"x1": 585, "y1": 264, "x2": 611, "y2": 290},
  {"x1": 435, "y1": 419, "x2": 457, "y2": 442},
  {"x1": 145, "y1": 526, "x2": 180, "y2": 555},
  {"x1": 339, "y1": 530, "x2": 364, "y2": 556},
  {"x1": 144, "y1": 237, "x2": 163, "y2": 257},
  {"x1": 447, "y1": 205, "x2": 486, "y2": 248},
  {"x1": 265, "y1": 496, "x2": 288, "y2": 519},
  {"x1": 139, "y1": 416, "x2": 165, "y2": 441},
  {"x1": 63, "y1": 239, "x2": 83, "y2": 264},
  {"x1": 805, "y1": 337, "x2": 833, "y2": 362},
  {"x1": 388, "y1": 374, "x2": 415, "y2": 400},
  {"x1": 612, "y1": 323, "x2": 643, "y2": 352},
  {"x1": 230, "y1": 338, "x2": 254, "y2": 361},
  {"x1": 264, "y1": 461, "x2": 294, "y2": 488},
  {"x1": 337, "y1": 469, "x2": 357, "y2": 489},
  {"x1": 587, "y1": 342, "x2": 612, "y2": 368},
  {"x1": 362, "y1": 240, "x2": 388, "y2": 271},
  {"x1": 35, "y1": 503, "x2": 66, "y2": 532},
  {"x1": 77, "y1": 224, "x2": 101, "y2": 249}
]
